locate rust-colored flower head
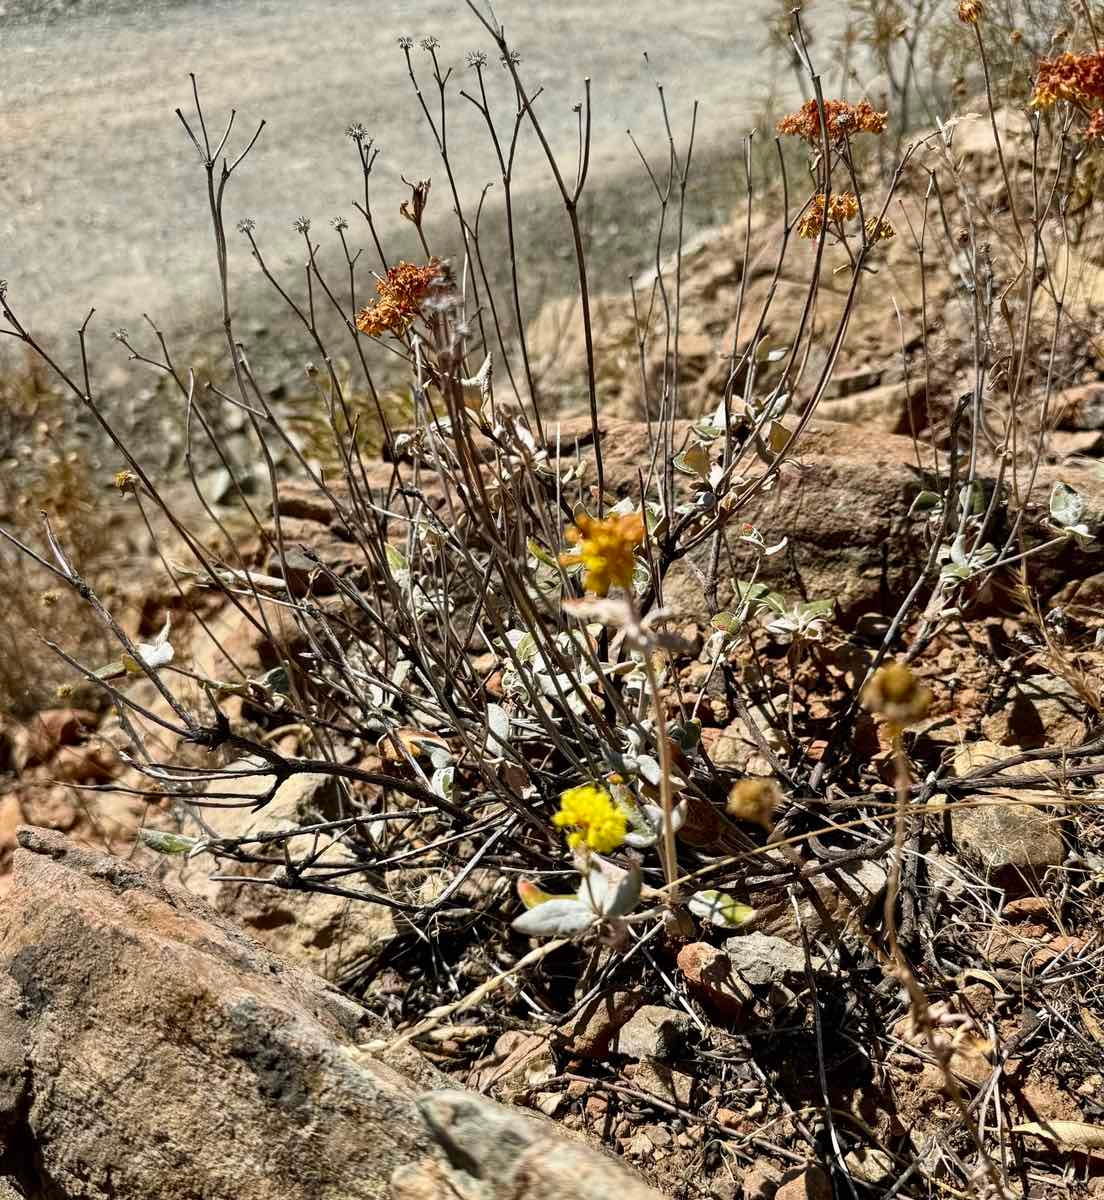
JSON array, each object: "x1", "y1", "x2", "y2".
[
  {"x1": 777, "y1": 98, "x2": 888, "y2": 146},
  {"x1": 1030, "y1": 51, "x2": 1104, "y2": 108},
  {"x1": 726, "y1": 777, "x2": 781, "y2": 831},
  {"x1": 560, "y1": 510, "x2": 646, "y2": 596},
  {"x1": 1087, "y1": 107, "x2": 1104, "y2": 141},
  {"x1": 399, "y1": 177, "x2": 431, "y2": 228},
  {"x1": 798, "y1": 194, "x2": 827, "y2": 240},
  {"x1": 861, "y1": 661, "x2": 932, "y2": 726},
  {"x1": 798, "y1": 192, "x2": 860, "y2": 239},
  {"x1": 958, "y1": 0, "x2": 983, "y2": 24},
  {"x1": 827, "y1": 192, "x2": 860, "y2": 223},
  {"x1": 865, "y1": 215, "x2": 897, "y2": 242},
  {"x1": 355, "y1": 258, "x2": 444, "y2": 338}
]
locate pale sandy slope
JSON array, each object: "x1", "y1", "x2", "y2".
[{"x1": 0, "y1": 0, "x2": 806, "y2": 359}]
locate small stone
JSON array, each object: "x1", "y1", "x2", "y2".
[
  {"x1": 723, "y1": 931, "x2": 810, "y2": 988},
  {"x1": 949, "y1": 741, "x2": 1066, "y2": 892},
  {"x1": 14, "y1": 707, "x2": 99, "y2": 770},
  {"x1": 632, "y1": 1061, "x2": 696, "y2": 1107},
  {"x1": 775, "y1": 1166, "x2": 831, "y2": 1200},
  {"x1": 715, "y1": 1106, "x2": 741, "y2": 1129},
  {"x1": 585, "y1": 1095, "x2": 608, "y2": 1121},
  {"x1": 742, "y1": 1161, "x2": 783, "y2": 1200},
  {"x1": 534, "y1": 1092, "x2": 563, "y2": 1117},
  {"x1": 614, "y1": 1005, "x2": 693, "y2": 1060},
  {"x1": 844, "y1": 1147, "x2": 895, "y2": 1184},
  {"x1": 557, "y1": 989, "x2": 644, "y2": 1058},
  {"x1": 676, "y1": 942, "x2": 752, "y2": 1020},
  {"x1": 1055, "y1": 382, "x2": 1104, "y2": 431}
]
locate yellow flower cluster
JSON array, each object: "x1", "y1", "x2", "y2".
[
  {"x1": 560, "y1": 511, "x2": 645, "y2": 596},
  {"x1": 553, "y1": 784, "x2": 627, "y2": 853}
]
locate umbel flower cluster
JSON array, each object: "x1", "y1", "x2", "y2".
[
  {"x1": 1026, "y1": 49, "x2": 1104, "y2": 142},
  {"x1": 355, "y1": 258, "x2": 444, "y2": 338},
  {"x1": 796, "y1": 192, "x2": 896, "y2": 243},
  {"x1": 1030, "y1": 51, "x2": 1104, "y2": 109},
  {"x1": 776, "y1": 97, "x2": 888, "y2": 146}
]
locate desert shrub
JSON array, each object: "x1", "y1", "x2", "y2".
[{"x1": 2, "y1": 3, "x2": 1103, "y2": 1194}]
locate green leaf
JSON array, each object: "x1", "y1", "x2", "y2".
[
  {"x1": 1050, "y1": 481, "x2": 1086, "y2": 530},
  {"x1": 688, "y1": 889, "x2": 757, "y2": 928},
  {"x1": 909, "y1": 489, "x2": 942, "y2": 515},
  {"x1": 711, "y1": 611, "x2": 743, "y2": 635},
  {"x1": 674, "y1": 443, "x2": 711, "y2": 480},
  {"x1": 384, "y1": 543, "x2": 408, "y2": 577},
  {"x1": 139, "y1": 829, "x2": 199, "y2": 856},
  {"x1": 527, "y1": 538, "x2": 559, "y2": 568}
]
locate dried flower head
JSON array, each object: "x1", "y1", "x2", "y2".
[
  {"x1": 797, "y1": 192, "x2": 859, "y2": 239},
  {"x1": 861, "y1": 661, "x2": 932, "y2": 726},
  {"x1": 958, "y1": 0, "x2": 983, "y2": 24},
  {"x1": 797, "y1": 198, "x2": 825, "y2": 239},
  {"x1": 237, "y1": 218, "x2": 256, "y2": 235},
  {"x1": 560, "y1": 510, "x2": 646, "y2": 596},
  {"x1": 114, "y1": 469, "x2": 138, "y2": 494},
  {"x1": 865, "y1": 215, "x2": 897, "y2": 242},
  {"x1": 467, "y1": 49, "x2": 488, "y2": 69},
  {"x1": 726, "y1": 777, "x2": 781, "y2": 830},
  {"x1": 355, "y1": 258, "x2": 444, "y2": 338},
  {"x1": 40, "y1": 589, "x2": 60, "y2": 608},
  {"x1": 400, "y1": 177, "x2": 431, "y2": 227},
  {"x1": 398, "y1": 35, "x2": 414, "y2": 50},
  {"x1": 828, "y1": 192, "x2": 860, "y2": 222},
  {"x1": 553, "y1": 784, "x2": 627, "y2": 853},
  {"x1": 331, "y1": 216, "x2": 349, "y2": 232},
  {"x1": 1086, "y1": 107, "x2": 1104, "y2": 141},
  {"x1": 345, "y1": 122, "x2": 368, "y2": 142},
  {"x1": 420, "y1": 36, "x2": 440, "y2": 52},
  {"x1": 293, "y1": 216, "x2": 311, "y2": 235},
  {"x1": 777, "y1": 98, "x2": 888, "y2": 145},
  {"x1": 1030, "y1": 51, "x2": 1104, "y2": 108}
]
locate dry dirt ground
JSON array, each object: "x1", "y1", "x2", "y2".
[{"x1": 0, "y1": 0, "x2": 821, "y2": 366}]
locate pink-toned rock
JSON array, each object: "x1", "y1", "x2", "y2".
[
  {"x1": 13, "y1": 707, "x2": 99, "y2": 770},
  {"x1": 775, "y1": 1167, "x2": 831, "y2": 1200},
  {"x1": 0, "y1": 827, "x2": 665, "y2": 1200},
  {"x1": 676, "y1": 942, "x2": 752, "y2": 1020}
]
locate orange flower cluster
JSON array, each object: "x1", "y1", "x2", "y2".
[
  {"x1": 865, "y1": 215, "x2": 897, "y2": 242},
  {"x1": 355, "y1": 259, "x2": 443, "y2": 338},
  {"x1": 1030, "y1": 51, "x2": 1104, "y2": 108},
  {"x1": 797, "y1": 192, "x2": 859, "y2": 239},
  {"x1": 1087, "y1": 107, "x2": 1104, "y2": 142},
  {"x1": 777, "y1": 98, "x2": 888, "y2": 146}
]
